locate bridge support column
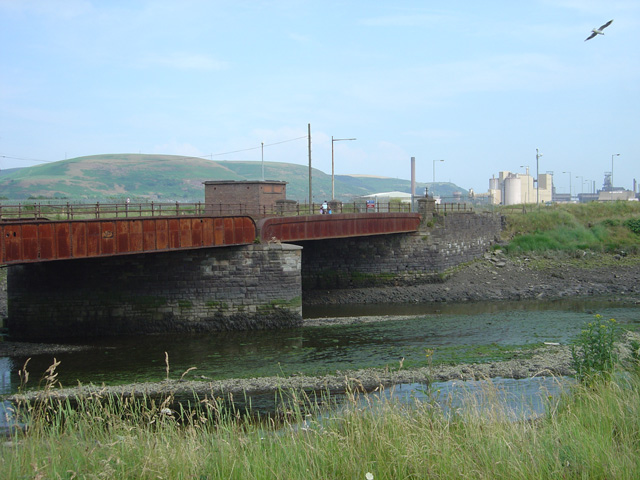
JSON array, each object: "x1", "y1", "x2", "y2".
[
  {"x1": 417, "y1": 196, "x2": 437, "y2": 225},
  {"x1": 7, "y1": 244, "x2": 302, "y2": 341}
]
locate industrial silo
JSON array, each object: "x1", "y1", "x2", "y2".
[{"x1": 504, "y1": 175, "x2": 521, "y2": 205}]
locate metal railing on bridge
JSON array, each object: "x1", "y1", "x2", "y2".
[
  {"x1": 0, "y1": 200, "x2": 473, "y2": 221},
  {"x1": 434, "y1": 202, "x2": 474, "y2": 214}
]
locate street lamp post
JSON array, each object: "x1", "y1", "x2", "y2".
[
  {"x1": 520, "y1": 165, "x2": 531, "y2": 203},
  {"x1": 611, "y1": 153, "x2": 620, "y2": 191},
  {"x1": 536, "y1": 148, "x2": 543, "y2": 204},
  {"x1": 433, "y1": 159, "x2": 444, "y2": 183},
  {"x1": 562, "y1": 171, "x2": 572, "y2": 201},
  {"x1": 331, "y1": 136, "x2": 356, "y2": 200},
  {"x1": 576, "y1": 175, "x2": 584, "y2": 195}
]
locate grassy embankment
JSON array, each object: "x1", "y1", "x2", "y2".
[
  {"x1": 2, "y1": 202, "x2": 640, "y2": 478},
  {"x1": 498, "y1": 201, "x2": 640, "y2": 257}
]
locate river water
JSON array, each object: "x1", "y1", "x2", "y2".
[
  {"x1": 1, "y1": 297, "x2": 639, "y2": 433},
  {"x1": 1, "y1": 296, "x2": 638, "y2": 398}
]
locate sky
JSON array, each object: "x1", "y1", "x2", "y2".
[{"x1": 1, "y1": 0, "x2": 639, "y2": 196}]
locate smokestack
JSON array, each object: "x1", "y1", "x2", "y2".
[{"x1": 411, "y1": 157, "x2": 416, "y2": 211}]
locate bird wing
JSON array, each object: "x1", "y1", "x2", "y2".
[
  {"x1": 584, "y1": 31, "x2": 597, "y2": 41},
  {"x1": 599, "y1": 19, "x2": 613, "y2": 30}
]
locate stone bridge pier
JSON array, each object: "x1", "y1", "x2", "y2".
[{"x1": 7, "y1": 244, "x2": 302, "y2": 341}]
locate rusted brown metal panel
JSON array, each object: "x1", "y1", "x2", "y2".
[
  {"x1": 168, "y1": 219, "x2": 180, "y2": 249},
  {"x1": 129, "y1": 220, "x2": 144, "y2": 252},
  {"x1": 100, "y1": 221, "x2": 116, "y2": 255},
  {"x1": 190, "y1": 219, "x2": 203, "y2": 246},
  {"x1": 0, "y1": 215, "x2": 255, "y2": 265},
  {"x1": 39, "y1": 223, "x2": 56, "y2": 260},
  {"x1": 142, "y1": 219, "x2": 156, "y2": 251},
  {"x1": 240, "y1": 217, "x2": 256, "y2": 243},
  {"x1": 201, "y1": 218, "x2": 214, "y2": 246},
  {"x1": 257, "y1": 213, "x2": 421, "y2": 243},
  {"x1": 2, "y1": 225, "x2": 21, "y2": 263},
  {"x1": 155, "y1": 219, "x2": 169, "y2": 250},
  {"x1": 116, "y1": 221, "x2": 130, "y2": 253},
  {"x1": 71, "y1": 222, "x2": 87, "y2": 258},
  {"x1": 87, "y1": 222, "x2": 101, "y2": 257},
  {"x1": 179, "y1": 218, "x2": 193, "y2": 248},
  {"x1": 213, "y1": 218, "x2": 224, "y2": 245},
  {"x1": 223, "y1": 217, "x2": 235, "y2": 244},
  {"x1": 20, "y1": 224, "x2": 39, "y2": 261},
  {"x1": 56, "y1": 223, "x2": 71, "y2": 258}
]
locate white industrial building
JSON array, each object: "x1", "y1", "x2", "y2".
[{"x1": 488, "y1": 168, "x2": 553, "y2": 205}]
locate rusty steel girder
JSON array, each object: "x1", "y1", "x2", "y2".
[
  {"x1": 0, "y1": 216, "x2": 256, "y2": 265},
  {"x1": 257, "y1": 212, "x2": 421, "y2": 243}
]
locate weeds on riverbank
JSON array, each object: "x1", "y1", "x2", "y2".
[
  {"x1": 3, "y1": 366, "x2": 640, "y2": 478},
  {"x1": 571, "y1": 315, "x2": 618, "y2": 385},
  {"x1": 499, "y1": 202, "x2": 640, "y2": 254}
]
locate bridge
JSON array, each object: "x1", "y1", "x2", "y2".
[
  {"x1": 0, "y1": 201, "x2": 422, "y2": 265},
  {"x1": 3, "y1": 198, "x2": 498, "y2": 342}
]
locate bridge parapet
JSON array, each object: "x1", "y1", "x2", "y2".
[
  {"x1": 0, "y1": 215, "x2": 256, "y2": 265},
  {"x1": 257, "y1": 212, "x2": 421, "y2": 243}
]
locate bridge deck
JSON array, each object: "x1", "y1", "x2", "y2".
[
  {"x1": 1, "y1": 212, "x2": 422, "y2": 265},
  {"x1": 0, "y1": 216, "x2": 256, "y2": 265}
]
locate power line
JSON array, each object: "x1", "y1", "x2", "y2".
[
  {"x1": 208, "y1": 135, "x2": 307, "y2": 157},
  {"x1": 0, "y1": 155, "x2": 56, "y2": 164},
  {"x1": 0, "y1": 135, "x2": 309, "y2": 165}
]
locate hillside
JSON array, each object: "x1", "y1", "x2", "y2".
[{"x1": 0, "y1": 154, "x2": 468, "y2": 203}]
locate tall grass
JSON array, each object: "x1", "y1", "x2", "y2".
[
  {"x1": 500, "y1": 202, "x2": 640, "y2": 254},
  {"x1": 2, "y1": 369, "x2": 640, "y2": 479}
]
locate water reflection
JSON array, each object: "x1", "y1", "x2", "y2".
[
  {"x1": 369, "y1": 376, "x2": 573, "y2": 421},
  {"x1": 1, "y1": 357, "x2": 13, "y2": 397}
]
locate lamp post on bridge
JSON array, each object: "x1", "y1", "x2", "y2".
[
  {"x1": 611, "y1": 153, "x2": 620, "y2": 191},
  {"x1": 331, "y1": 136, "x2": 356, "y2": 200},
  {"x1": 536, "y1": 148, "x2": 543, "y2": 204},
  {"x1": 562, "y1": 171, "x2": 572, "y2": 202},
  {"x1": 433, "y1": 159, "x2": 444, "y2": 183}
]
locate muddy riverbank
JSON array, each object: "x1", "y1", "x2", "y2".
[{"x1": 303, "y1": 250, "x2": 640, "y2": 305}]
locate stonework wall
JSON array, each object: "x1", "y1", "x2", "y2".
[
  {"x1": 300, "y1": 212, "x2": 502, "y2": 288},
  {"x1": 7, "y1": 244, "x2": 302, "y2": 341}
]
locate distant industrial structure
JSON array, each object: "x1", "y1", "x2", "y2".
[
  {"x1": 484, "y1": 168, "x2": 553, "y2": 205},
  {"x1": 481, "y1": 170, "x2": 638, "y2": 205}
]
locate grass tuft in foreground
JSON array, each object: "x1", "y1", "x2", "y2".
[{"x1": 2, "y1": 367, "x2": 640, "y2": 479}]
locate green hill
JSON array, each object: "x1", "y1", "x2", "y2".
[{"x1": 0, "y1": 154, "x2": 468, "y2": 203}]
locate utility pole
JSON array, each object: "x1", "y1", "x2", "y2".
[
  {"x1": 536, "y1": 148, "x2": 543, "y2": 204},
  {"x1": 308, "y1": 123, "x2": 312, "y2": 208},
  {"x1": 331, "y1": 136, "x2": 356, "y2": 200}
]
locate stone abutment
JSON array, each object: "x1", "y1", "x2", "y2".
[{"x1": 7, "y1": 244, "x2": 302, "y2": 341}]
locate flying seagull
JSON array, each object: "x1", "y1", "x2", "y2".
[{"x1": 584, "y1": 19, "x2": 613, "y2": 41}]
